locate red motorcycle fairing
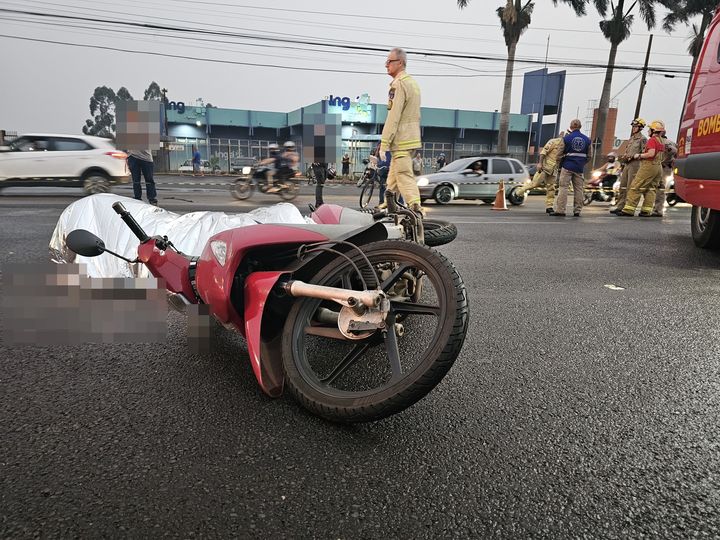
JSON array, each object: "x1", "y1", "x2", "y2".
[
  {"x1": 138, "y1": 240, "x2": 196, "y2": 298},
  {"x1": 196, "y1": 221, "x2": 389, "y2": 397},
  {"x1": 195, "y1": 224, "x2": 330, "y2": 330}
]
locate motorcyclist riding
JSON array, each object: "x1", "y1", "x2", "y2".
[{"x1": 258, "y1": 143, "x2": 282, "y2": 193}]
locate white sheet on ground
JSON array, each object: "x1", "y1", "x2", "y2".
[{"x1": 49, "y1": 194, "x2": 313, "y2": 278}]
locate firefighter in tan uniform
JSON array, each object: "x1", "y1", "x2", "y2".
[
  {"x1": 611, "y1": 118, "x2": 647, "y2": 215},
  {"x1": 515, "y1": 131, "x2": 565, "y2": 213},
  {"x1": 619, "y1": 120, "x2": 666, "y2": 217},
  {"x1": 651, "y1": 131, "x2": 678, "y2": 217},
  {"x1": 379, "y1": 48, "x2": 423, "y2": 214}
]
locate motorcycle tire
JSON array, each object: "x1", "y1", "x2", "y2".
[
  {"x1": 282, "y1": 240, "x2": 469, "y2": 423},
  {"x1": 231, "y1": 178, "x2": 253, "y2": 200},
  {"x1": 359, "y1": 181, "x2": 376, "y2": 209},
  {"x1": 422, "y1": 219, "x2": 457, "y2": 247},
  {"x1": 279, "y1": 180, "x2": 299, "y2": 201},
  {"x1": 507, "y1": 187, "x2": 526, "y2": 206}
]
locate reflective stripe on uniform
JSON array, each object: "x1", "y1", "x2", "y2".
[{"x1": 566, "y1": 152, "x2": 588, "y2": 157}]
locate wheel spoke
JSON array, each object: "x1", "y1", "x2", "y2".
[
  {"x1": 304, "y1": 325, "x2": 346, "y2": 340},
  {"x1": 320, "y1": 342, "x2": 371, "y2": 385},
  {"x1": 384, "y1": 311, "x2": 402, "y2": 379},
  {"x1": 391, "y1": 301, "x2": 441, "y2": 316},
  {"x1": 341, "y1": 272, "x2": 354, "y2": 291},
  {"x1": 381, "y1": 263, "x2": 414, "y2": 293}
]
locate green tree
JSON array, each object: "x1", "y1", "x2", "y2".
[
  {"x1": 663, "y1": 0, "x2": 716, "y2": 75},
  {"x1": 143, "y1": 81, "x2": 163, "y2": 100},
  {"x1": 82, "y1": 85, "x2": 134, "y2": 139},
  {"x1": 457, "y1": 0, "x2": 586, "y2": 154},
  {"x1": 580, "y1": 0, "x2": 669, "y2": 155}
]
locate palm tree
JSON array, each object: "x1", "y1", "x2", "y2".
[
  {"x1": 457, "y1": 0, "x2": 586, "y2": 155},
  {"x1": 587, "y1": 0, "x2": 665, "y2": 157},
  {"x1": 663, "y1": 0, "x2": 717, "y2": 75}
]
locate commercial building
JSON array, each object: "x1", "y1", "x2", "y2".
[{"x1": 164, "y1": 96, "x2": 532, "y2": 175}]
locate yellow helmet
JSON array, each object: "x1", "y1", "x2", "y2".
[
  {"x1": 631, "y1": 117, "x2": 647, "y2": 127},
  {"x1": 649, "y1": 120, "x2": 665, "y2": 132}
]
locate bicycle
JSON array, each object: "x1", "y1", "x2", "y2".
[{"x1": 358, "y1": 162, "x2": 387, "y2": 209}]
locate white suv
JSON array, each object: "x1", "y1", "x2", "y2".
[{"x1": 0, "y1": 133, "x2": 130, "y2": 194}]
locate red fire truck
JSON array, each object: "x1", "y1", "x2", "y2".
[{"x1": 675, "y1": 7, "x2": 720, "y2": 249}]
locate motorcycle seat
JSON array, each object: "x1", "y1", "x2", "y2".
[{"x1": 281, "y1": 223, "x2": 402, "y2": 240}]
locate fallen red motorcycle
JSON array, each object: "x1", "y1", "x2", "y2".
[{"x1": 66, "y1": 202, "x2": 469, "y2": 423}]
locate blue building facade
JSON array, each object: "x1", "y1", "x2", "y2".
[{"x1": 164, "y1": 99, "x2": 533, "y2": 174}]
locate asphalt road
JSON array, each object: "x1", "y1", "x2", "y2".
[{"x1": 1, "y1": 180, "x2": 719, "y2": 538}]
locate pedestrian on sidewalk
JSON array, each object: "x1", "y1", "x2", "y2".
[
  {"x1": 127, "y1": 149, "x2": 158, "y2": 206},
  {"x1": 312, "y1": 160, "x2": 327, "y2": 208},
  {"x1": 191, "y1": 145, "x2": 204, "y2": 177},
  {"x1": 341, "y1": 153, "x2": 350, "y2": 180},
  {"x1": 413, "y1": 152, "x2": 423, "y2": 176},
  {"x1": 551, "y1": 119, "x2": 591, "y2": 218}
]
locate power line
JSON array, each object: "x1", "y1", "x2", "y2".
[
  {"x1": 0, "y1": 8, "x2": 693, "y2": 74},
  {"x1": 164, "y1": 0, "x2": 690, "y2": 40}
]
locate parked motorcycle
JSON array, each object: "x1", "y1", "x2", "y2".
[
  {"x1": 584, "y1": 169, "x2": 618, "y2": 206},
  {"x1": 65, "y1": 202, "x2": 469, "y2": 423},
  {"x1": 231, "y1": 166, "x2": 300, "y2": 201},
  {"x1": 665, "y1": 175, "x2": 685, "y2": 206}
]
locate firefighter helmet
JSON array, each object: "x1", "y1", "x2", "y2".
[
  {"x1": 649, "y1": 120, "x2": 666, "y2": 132},
  {"x1": 631, "y1": 118, "x2": 647, "y2": 127}
]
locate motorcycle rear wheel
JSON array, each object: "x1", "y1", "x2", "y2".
[
  {"x1": 282, "y1": 240, "x2": 469, "y2": 423},
  {"x1": 359, "y1": 181, "x2": 376, "y2": 209},
  {"x1": 231, "y1": 178, "x2": 253, "y2": 200},
  {"x1": 279, "y1": 180, "x2": 299, "y2": 201}
]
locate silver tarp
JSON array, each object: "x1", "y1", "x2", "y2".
[{"x1": 49, "y1": 194, "x2": 315, "y2": 278}]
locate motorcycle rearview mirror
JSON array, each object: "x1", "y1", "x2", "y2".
[
  {"x1": 66, "y1": 229, "x2": 106, "y2": 257},
  {"x1": 66, "y1": 229, "x2": 137, "y2": 263}
]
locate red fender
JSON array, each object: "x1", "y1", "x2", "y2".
[{"x1": 244, "y1": 271, "x2": 287, "y2": 397}]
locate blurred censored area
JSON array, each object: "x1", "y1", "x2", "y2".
[
  {"x1": 2, "y1": 263, "x2": 167, "y2": 345},
  {"x1": 302, "y1": 113, "x2": 342, "y2": 164},
  {"x1": 115, "y1": 100, "x2": 161, "y2": 152}
]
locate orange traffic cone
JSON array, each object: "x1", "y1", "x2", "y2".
[{"x1": 491, "y1": 180, "x2": 509, "y2": 211}]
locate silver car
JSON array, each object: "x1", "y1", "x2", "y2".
[{"x1": 417, "y1": 156, "x2": 530, "y2": 205}]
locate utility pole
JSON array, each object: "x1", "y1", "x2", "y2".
[
  {"x1": 161, "y1": 88, "x2": 170, "y2": 173},
  {"x1": 634, "y1": 34, "x2": 653, "y2": 119}
]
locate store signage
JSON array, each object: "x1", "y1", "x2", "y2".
[
  {"x1": 165, "y1": 101, "x2": 186, "y2": 114},
  {"x1": 328, "y1": 95, "x2": 352, "y2": 111}
]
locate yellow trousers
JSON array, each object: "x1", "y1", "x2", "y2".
[
  {"x1": 516, "y1": 169, "x2": 557, "y2": 208},
  {"x1": 623, "y1": 161, "x2": 662, "y2": 215},
  {"x1": 387, "y1": 152, "x2": 421, "y2": 205}
]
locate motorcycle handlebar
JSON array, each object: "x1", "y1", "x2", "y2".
[{"x1": 112, "y1": 202, "x2": 150, "y2": 243}]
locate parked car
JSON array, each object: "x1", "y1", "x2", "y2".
[
  {"x1": 178, "y1": 159, "x2": 220, "y2": 174},
  {"x1": 230, "y1": 157, "x2": 257, "y2": 174},
  {"x1": 0, "y1": 133, "x2": 129, "y2": 194},
  {"x1": 674, "y1": 5, "x2": 720, "y2": 249},
  {"x1": 416, "y1": 156, "x2": 531, "y2": 205}
]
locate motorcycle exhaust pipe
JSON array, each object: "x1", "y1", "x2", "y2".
[{"x1": 283, "y1": 280, "x2": 385, "y2": 312}]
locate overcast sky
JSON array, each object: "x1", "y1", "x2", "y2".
[{"x1": 0, "y1": 0, "x2": 696, "y2": 141}]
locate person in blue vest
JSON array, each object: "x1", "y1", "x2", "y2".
[{"x1": 551, "y1": 119, "x2": 592, "y2": 217}]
